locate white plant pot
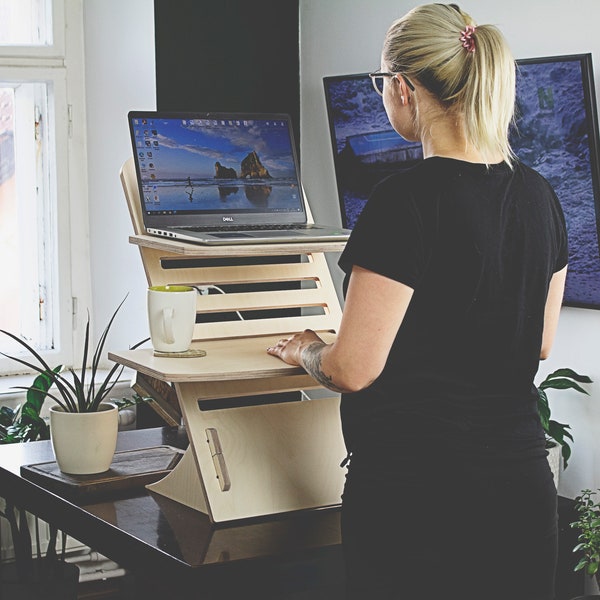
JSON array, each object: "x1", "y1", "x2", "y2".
[{"x1": 49, "y1": 403, "x2": 119, "y2": 475}]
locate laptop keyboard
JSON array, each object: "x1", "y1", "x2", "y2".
[{"x1": 181, "y1": 224, "x2": 315, "y2": 233}]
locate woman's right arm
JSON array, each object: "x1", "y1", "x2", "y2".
[{"x1": 540, "y1": 265, "x2": 567, "y2": 360}]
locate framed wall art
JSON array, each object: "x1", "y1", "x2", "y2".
[{"x1": 323, "y1": 53, "x2": 600, "y2": 308}]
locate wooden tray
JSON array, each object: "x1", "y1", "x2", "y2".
[{"x1": 20, "y1": 445, "x2": 184, "y2": 502}]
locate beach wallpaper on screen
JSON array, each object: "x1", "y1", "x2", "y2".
[
  {"x1": 130, "y1": 116, "x2": 301, "y2": 214},
  {"x1": 324, "y1": 55, "x2": 600, "y2": 308}
]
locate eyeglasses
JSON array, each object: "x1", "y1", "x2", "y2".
[{"x1": 369, "y1": 71, "x2": 415, "y2": 96}]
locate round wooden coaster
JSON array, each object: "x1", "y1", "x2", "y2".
[{"x1": 153, "y1": 348, "x2": 207, "y2": 358}]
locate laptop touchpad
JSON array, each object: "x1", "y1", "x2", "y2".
[
  {"x1": 210, "y1": 232, "x2": 255, "y2": 239},
  {"x1": 253, "y1": 230, "x2": 299, "y2": 237}
]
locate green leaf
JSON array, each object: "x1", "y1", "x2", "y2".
[
  {"x1": 544, "y1": 368, "x2": 593, "y2": 384},
  {"x1": 25, "y1": 372, "x2": 50, "y2": 413},
  {"x1": 111, "y1": 393, "x2": 151, "y2": 411},
  {"x1": 537, "y1": 389, "x2": 550, "y2": 430},
  {"x1": 23, "y1": 366, "x2": 62, "y2": 414},
  {"x1": 0, "y1": 405, "x2": 18, "y2": 427},
  {"x1": 548, "y1": 420, "x2": 573, "y2": 443},
  {"x1": 11, "y1": 386, "x2": 72, "y2": 413},
  {"x1": 539, "y1": 377, "x2": 589, "y2": 395},
  {"x1": 85, "y1": 296, "x2": 128, "y2": 411},
  {"x1": 79, "y1": 313, "x2": 91, "y2": 401},
  {"x1": 561, "y1": 443, "x2": 572, "y2": 469},
  {"x1": 574, "y1": 560, "x2": 587, "y2": 572}
]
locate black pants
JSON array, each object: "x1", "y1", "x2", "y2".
[{"x1": 341, "y1": 454, "x2": 558, "y2": 600}]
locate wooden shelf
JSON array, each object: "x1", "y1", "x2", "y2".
[
  {"x1": 109, "y1": 332, "x2": 337, "y2": 384},
  {"x1": 129, "y1": 233, "x2": 347, "y2": 257}
]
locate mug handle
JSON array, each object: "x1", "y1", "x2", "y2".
[{"x1": 162, "y1": 307, "x2": 175, "y2": 344}]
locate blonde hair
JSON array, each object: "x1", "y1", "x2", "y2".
[{"x1": 382, "y1": 3, "x2": 516, "y2": 165}]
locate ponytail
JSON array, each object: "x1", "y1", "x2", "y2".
[{"x1": 382, "y1": 3, "x2": 516, "y2": 165}]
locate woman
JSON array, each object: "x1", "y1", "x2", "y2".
[{"x1": 267, "y1": 4, "x2": 568, "y2": 598}]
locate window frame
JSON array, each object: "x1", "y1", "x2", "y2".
[{"x1": 0, "y1": 0, "x2": 91, "y2": 378}]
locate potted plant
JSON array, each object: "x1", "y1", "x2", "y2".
[
  {"x1": 1, "y1": 376, "x2": 145, "y2": 447},
  {"x1": 537, "y1": 368, "x2": 592, "y2": 474},
  {"x1": 0, "y1": 298, "x2": 146, "y2": 473},
  {"x1": 571, "y1": 488, "x2": 600, "y2": 586}
]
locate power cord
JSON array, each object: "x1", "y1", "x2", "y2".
[{"x1": 192, "y1": 285, "x2": 244, "y2": 321}]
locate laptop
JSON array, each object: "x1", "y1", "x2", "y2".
[{"x1": 128, "y1": 111, "x2": 351, "y2": 245}]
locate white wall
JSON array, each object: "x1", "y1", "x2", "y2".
[
  {"x1": 299, "y1": 0, "x2": 600, "y2": 501},
  {"x1": 83, "y1": 0, "x2": 155, "y2": 355}
]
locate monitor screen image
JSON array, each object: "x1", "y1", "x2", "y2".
[
  {"x1": 129, "y1": 113, "x2": 302, "y2": 217},
  {"x1": 323, "y1": 54, "x2": 600, "y2": 309}
]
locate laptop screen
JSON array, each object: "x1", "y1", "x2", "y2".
[{"x1": 128, "y1": 111, "x2": 307, "y2": 229}]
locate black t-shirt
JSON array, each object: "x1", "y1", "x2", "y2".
[{"x1": 338, "y1": 157, "x2": 568, "y2": 463}]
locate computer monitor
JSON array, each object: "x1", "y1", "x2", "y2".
[{"x1": 323, "y1": 53, "x2": 600, "y2": 309}]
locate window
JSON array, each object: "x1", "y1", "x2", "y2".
[
  {"x1": 0, "y1": 82, "x2": 56, "y2": 353},
  {"x1": 0, "y1": 0, "x2": 53, "y2": 47},
  {"x1": 0, "y1": 0, "x2": 88, "y2": 376}
]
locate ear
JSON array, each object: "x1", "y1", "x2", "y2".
[{"x1": 395, "y1": 76, "x2": 411, "y2": 105}]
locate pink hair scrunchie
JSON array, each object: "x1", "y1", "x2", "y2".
[{"x1": 460, "y1": 25, "x2": 476, "y2": 52}]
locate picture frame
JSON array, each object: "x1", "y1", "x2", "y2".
[{"x1": 323, "y1": 53, "x2": 600, "y2": 309}]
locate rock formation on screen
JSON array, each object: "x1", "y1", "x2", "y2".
[
  {"x1": 241, "y1": 151, "x2": 271, "y2": 179},
  {"x1": 214, "y1": 161, "x2": 237, "y2": 179}
]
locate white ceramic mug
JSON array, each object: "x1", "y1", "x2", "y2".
[{"x1": 147, "y1": 285, "x2": 197, "y2": 353}]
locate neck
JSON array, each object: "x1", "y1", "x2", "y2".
[
  {"x1": 416, "y1": 95, "x2": 502, "y2": 164},
  {"x1": 421, "y1": 124, "x2": 493, "y2": 163},
  {"x1": 423, "y1": 141, "x2": 494, "y2": 164}
]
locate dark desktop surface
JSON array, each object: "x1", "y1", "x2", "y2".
[
  {"x1": 0, "y1": 427, "x2": 345, "y2": 599},
  {"x1": 0, "y1": 427, "x2": 583, "y2": 599}
]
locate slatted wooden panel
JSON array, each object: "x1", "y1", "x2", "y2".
[{"x1": 120, "y1": 158, "x2": 343, "y2": 341}]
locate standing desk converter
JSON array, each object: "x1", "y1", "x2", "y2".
[{"x1": 111, "y1": 159, "x2": 348, "y2": 524}]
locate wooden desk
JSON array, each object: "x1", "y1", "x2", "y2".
[{"x1": 0, "y1": 427, "x2": 344, "y2": 599}]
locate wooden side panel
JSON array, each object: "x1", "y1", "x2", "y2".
[
  {"x1": 176, "y1": 382, "x2": 346, "y2": 523},
  {"x1": 146, "y1": 447, "x2": 209, "y2": 514}
]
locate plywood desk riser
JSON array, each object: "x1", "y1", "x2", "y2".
[
  {"x1": 117, "y1": 158, "x2": 348, "y2": 524},
  {"x1": 110, "y1": 294, "x2": 346, "y2": 526},
  {"x1": 110, "y1": 333, "x2": 344, "y2": 524}
]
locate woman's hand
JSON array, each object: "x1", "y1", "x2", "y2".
[
  {"x1": 267, "y1": 266, "x2": 414, "y2": 393},
  {"x1": 267, "y1": 329, "x2": 324, "y2": 366}
]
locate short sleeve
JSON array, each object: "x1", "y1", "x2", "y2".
[{"x1": 338, "y1": 177, "x2": 428, "y2": 288}]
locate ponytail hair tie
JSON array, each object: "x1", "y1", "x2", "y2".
[{"x1": 460, "y1": 25, "x2": 476, "y2": 52}]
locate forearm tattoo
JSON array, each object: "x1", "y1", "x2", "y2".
[{"x1": 301, "y1": 341, "x2": 346, "y2": 393}]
